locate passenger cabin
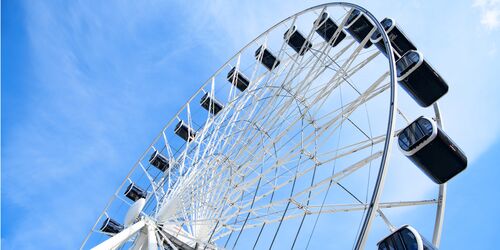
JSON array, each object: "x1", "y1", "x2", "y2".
[
  {"x1": 175, "y1": 121, "x2": 196, "y2": 142},
  {"x1": 398, "y1": 116, "x2": 467, "y2": 184},
  {"x1": 100, "y1": 218, "x2": 124, "y2": 234},
  {"x1": 344, "y1": 9, "x2": 375, "y2": 48},
  {"x1": 149, "y1": 150, "x2": 169, "y2": 172},
  {"x1": 370, "y1": 17, "x2": 417, "y2": 60},
  {"x1": 284, "y1": 26, "x2": 312, "y2": 55},
  {"x1": 200, "y1": 93, "x2": 223, "y2": 115},
  {"x1": 255, "y1": 46, "x2": 280, "y2": 71},
  {"x1": 315, "y1": 12, "x2": 346, "y2": 47},
  {"x1": 227, "y1": 67, "x2": 250, "y2": 92},
  {"x1": 377, "y1": 225, "x2": 437, "y2": 250},
  {"x1": 124, "y1": 183, "x2": 147, "y2": 202},
  {"x1": 396, "y1": 50, "x2": 449, "y2": 107}
]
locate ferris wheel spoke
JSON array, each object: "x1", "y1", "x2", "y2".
[
  {"x1": 213, "y1": 151, "x2": 382, "y2": 229},
  {"x1": 289, "y1": 9, "x2": 355, "y2": 98},
  {"x1": 345, "y1": 50, "x2": 380, "y2": 77},
  {"x1": 261, "y1": 73, "x2": 386, "y2": 165},
  {"x1": 210, "y1": 209, "x2": 317, "y2": 242},
  {"x1": 312, "y1": 72, "x2": 388, "y2": 131},
  {"x1": 304, "y1": 199, "x2": 439, "y2": 214},
  {"x1": 213, "y1": 199, "x2": 437, "y2": 234},
  {"x1": 236, "y1": 135, "x2": 383, "y2": 193},
  {"x1": 224, "y1": 80, "x2": 378, "y2": 161},
  {"x1": 278, "y1": 39, "x2": 350, "y2": 105},
  {"x1": 313, "y1": 82, "x2": 389, "y2": 125},
  {"x1": 305, "y1": 65, "x2": 387, "y2": 128},
  {"x1": 164, "y1": 159, "x2": 238, "y2": 217},
  {"x1": 174, "y1": 81, "x2": 389, "y2": 216},
  {"x1": 264, "y1": 9, "x2": 330, "y2": 94},
  {"x1": 188, "y1": 154, "x2": 276, "y2": 225},
  {"x1": 224, "y1": 76, "x2": 382, "y2": 180},
  {"x1": 299, "y1": 39, "x2": 368, "y2": 104},
  {"x1": 207, "y1": 35, "x2": 364, "y2": 162},
  {"x1": 158, "y1": 70, "x2": 388, "y2": 232},
  {"x1": 158, "y1": 229, "x2": 178, "y2": 250},
  {"x1": 137, "y1": 162, "x2": 165, "y2": 207},
  {"x1": 159, "y1": 226, "x2": 219, "y2": 250},
  {"x1": 206, "y1": 83, "x2": 284, "y2": 169},
  {"x1": 227, "y1": 14, "x2": 355, "y2": 139},
  {"x1": 209, "y1": 199, "x2": 438, "y2": 245}
]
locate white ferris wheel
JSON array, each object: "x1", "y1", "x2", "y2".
[{"x1": 81, "y1": 2, "x2": 467, "y2": 250}]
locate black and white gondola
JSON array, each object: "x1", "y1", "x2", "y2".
[
  {"x1": 174, "y1": 120, "x2": 196, "y2": 142},
  {"x1": 396, "y1": 50, "x2": 449, "y2": 107},
  {"x1": 100, "y1": 217, "x2": 124, "y2": 235},
  {"x1": 377, "y1": 225, "x2": 437, "y2": 250},
  {"x1": 255, "y1": 45, "x2": 280, "y2": 71},
  {"x1": 398, "y1": 116, "x2": 467, "y2": 184},
  {"x1": 314, "y1": 12, "x2": 346, "y2": 47},
  {"x1": 227, "y1": 67, "x2": 250, "y2": 92},
  {"x1": 370, "y1": 17, "x2": 417, "y2": 59},
  {"x1": 149, "y1": 150, "x2": 170, "y2": 172},
  {"x1": 344, "y1": 9, "x2": 375, "y2": 48},
  {"x1": 284, "y1": 26, "x2": 312, "y2": 55},
  {"x1": 200, "y1": 93, "x2": 223, "y2": 115},
  {"x1": 124, "y1": 183, "x2": 147, "y2": 202}
]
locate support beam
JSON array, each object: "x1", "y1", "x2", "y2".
[
  {"x1": 432, "y1": 103, "x2": 447, "y2": 247},
  {"x1": 92, "y1": 220, "x2": 146, "y2": 250},
  {"x1": 147, "y1": 223, "x2": 158, "y2": 250}
]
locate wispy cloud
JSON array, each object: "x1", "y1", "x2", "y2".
[
  {"x1": 3, "y1": 0, "x2": 200, "y2": 248},
  {"x1": 474, "y1": 0, "x2": 500, "y2": 29},
  {"x1": 3, "y1": 0, "x2": 499, "y2": 249}
]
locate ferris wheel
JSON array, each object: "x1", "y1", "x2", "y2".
[{"x1": 81, "y1": 2, "x2": 467, "y2": 250}]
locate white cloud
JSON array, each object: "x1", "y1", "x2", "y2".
[{"x1": 474, "y1": 0, "x2": 500, "y2": 29}]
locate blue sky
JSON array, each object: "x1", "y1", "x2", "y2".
[{"x1": 2, "y1": 0, "x2": 500, "y2": 249}]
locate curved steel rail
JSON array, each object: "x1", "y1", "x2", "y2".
[{"x1": 346, "y1": 3, "x2": 398, "y2": 249}]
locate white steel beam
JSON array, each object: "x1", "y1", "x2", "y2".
[{"x1": 91, "y1": 220, "x2": 146, "y2": 250}]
